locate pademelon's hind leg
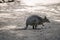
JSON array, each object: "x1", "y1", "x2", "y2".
[
  {"x1": 35, "y1": 24, "x2": 37, "y2": 29},
  {"x1": 33, "y1": 25, "x2": 35, "y2": 29}
]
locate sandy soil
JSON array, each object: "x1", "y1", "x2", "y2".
[
  {"x1": 0, "y1": 11, "x2": 60, "y2": 40},
  {"x1": 0, "y1": 2, "x2": 60, "y2": 40}
]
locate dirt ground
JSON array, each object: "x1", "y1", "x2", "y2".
[
  {"x1": 0, "y1": 1, "x2": 60, "y2": 40},
  {"x1": 0, "y1": 11, "x2": 60, "y2": 40}
]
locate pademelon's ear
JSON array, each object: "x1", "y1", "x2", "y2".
[{"x1": 44, "y1": 16, "x2": 47, "y2": 19}]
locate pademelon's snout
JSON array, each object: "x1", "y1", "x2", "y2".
[{"x1": 48, "y1": 20, "x2": 50, "y2": 23}]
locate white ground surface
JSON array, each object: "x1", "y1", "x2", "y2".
[
  {"x1": 0, "y1": 1, "x2": 60, "y2": 40},
  {"x1": 0, "y1": 11, "x2": 60, "y2": 40}
]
